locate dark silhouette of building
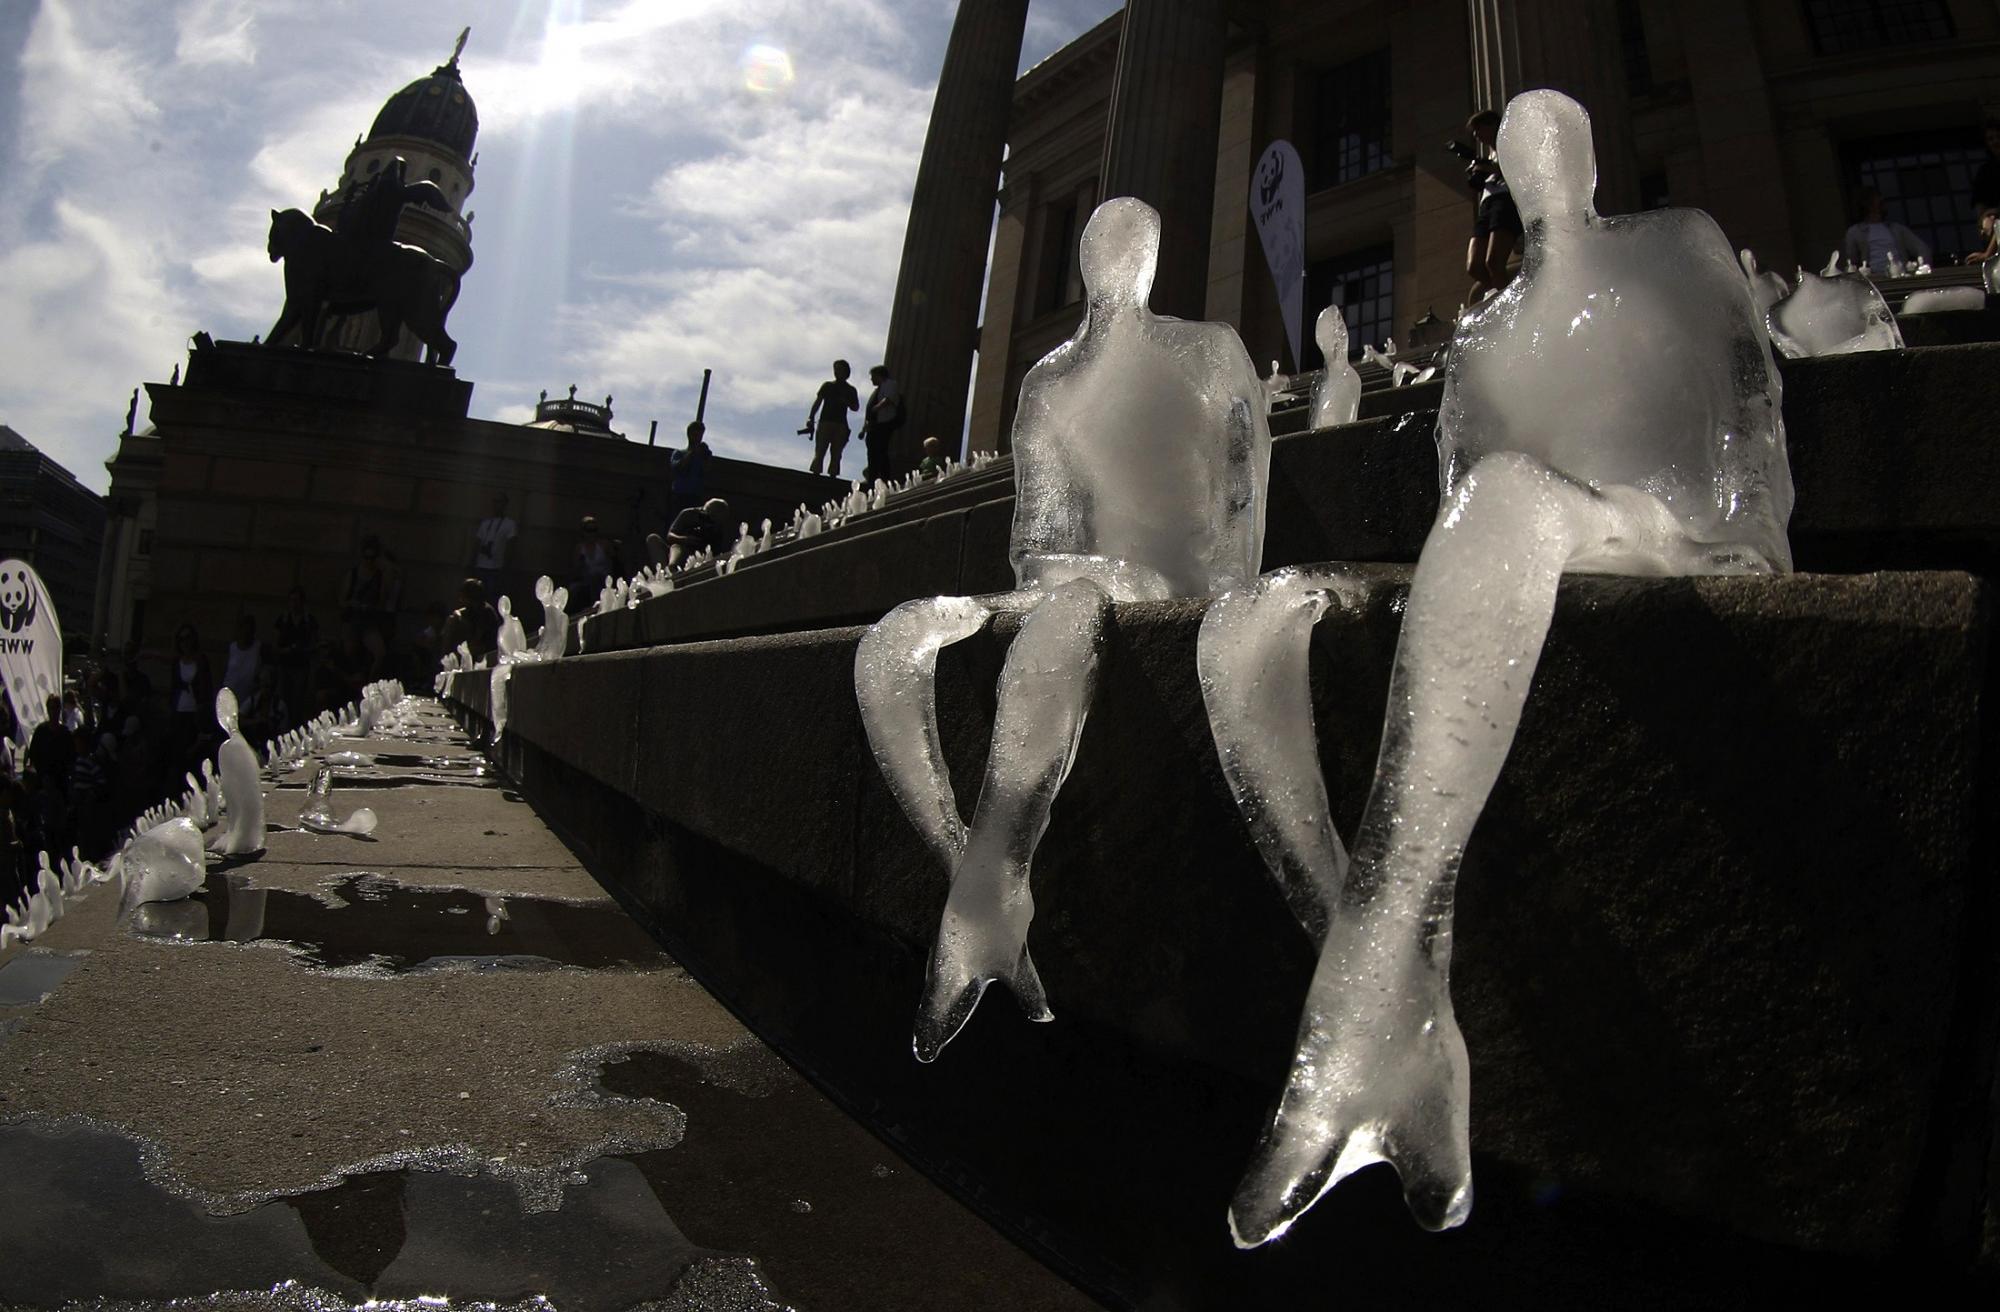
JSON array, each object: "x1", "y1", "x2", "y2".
[{"x1": 0, "y1": 425, "x2": 107, "y2": 640}]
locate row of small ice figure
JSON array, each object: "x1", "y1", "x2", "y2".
[
  {"x1": 560, "y1": 453, "x2": 1008, "y2": 638},
  {"x1": 0, "y1": 681, "x2": 410, "y2": 950},
  {"x1": 1272, "y1": 233, "x2": 1992, "y2": 436}
]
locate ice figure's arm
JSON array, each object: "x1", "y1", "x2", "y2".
[
  {"x1": 915, "y1": 578, "x2": 1109, "y2": 1061},
  {"x1": 1231, "y1": 454, "x2": 1705, "y2": 1249},
  {"x1": 1197, "y1": 569, "x2": 1365, "y2": 944},
  {"x1": 855, "y1": 596, "x2": 995, "y2": 868}
]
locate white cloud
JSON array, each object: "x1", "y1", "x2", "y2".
[
  {"x1": 18, "y1": 0, "x2": 160, "y2": 170},
  {"x1": 174, "y1": 0, "x2": 256, "y2": 67},
  {"x1": 0, "y1": 0, "x2": 1113, "y2": 491}
]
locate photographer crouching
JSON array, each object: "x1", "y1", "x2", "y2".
[{"x1": 1451, "y1": 109, "x2": 1521, "y2": 304}]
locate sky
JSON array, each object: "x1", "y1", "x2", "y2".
[{"x1": 0, "y1": 0, "x2": 1122, "y2": 492}]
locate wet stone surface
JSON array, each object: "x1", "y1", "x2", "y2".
[
  {"x1": 129, "y1": 872, "x2": 674, "y2": 974},
  {"x1": 0, "y1": 951, "x2": 88, "y2": 1006},
  {"x1": 0, "y1": 1118, "x2": 790, "y2": 1309},
  {"x1": 0, "y1": 699, "x2": 1096, "y2": 1311}
]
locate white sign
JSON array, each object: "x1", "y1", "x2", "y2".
[
  {"x1": 0, "y1": 559, "x2": 62, "y2": 740},
  {"x1": 1250, "y1": 139, "x2": 1307, "y2": 370}
]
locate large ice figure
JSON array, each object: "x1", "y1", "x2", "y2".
[
  {"x1": 1201, "y1": 89, "x2": 1793, "y2": 1247},
  {"x1": 1766, "y1": 268, "x2": 1903, "y2": 358},
  {"x1": 1308, "y1": 307, "x2": 1361, "y2": 430},
  {"x1": 210, "y1": 688, "x2": 265, "y2": 856},
  {"x1": 857, "y1": 196, "x2": 1270, "y2": 1062}
]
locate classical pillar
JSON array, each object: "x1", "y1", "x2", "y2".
[
  {"x1": 1098, "y1": 0, "x2": 1229, "y2": 321},
  {"x1": 1464, "y1": 0, "x2": 1638, "y2": 214},
  {"x1": 881, "y1": 0, "x2": 1030, "y2": 468}
]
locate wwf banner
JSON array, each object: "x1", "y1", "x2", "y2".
[
  {"x1": 0, "y1": 559, "x2": 62, "y2": 739},
  {"x1": 1250, "y1": 139, "x2": 1306, "y2": 370}
]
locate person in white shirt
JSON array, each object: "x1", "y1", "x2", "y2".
[
  {"x1": 222, "y1": 615, "x2": 265, "y2": 715},
  {"x1": 472, "y1": 493, "x2": 518, "y2": 600},
  {"x1": 1841, "y1": 188, "x2": 1929, "y2": 276}
]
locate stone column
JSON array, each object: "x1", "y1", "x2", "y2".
[
  {"x1": 1097, "y1": 0, "x2": 1229, "y2": 321},
  {"x1": 881, "y1": 0, "x2": 1030, "y2": 469},
  {"x1": 1464, "y1": 0, "x2": 1638, "y2": 214}
]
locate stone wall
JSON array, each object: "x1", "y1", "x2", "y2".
[{"x1": 126, "y1": 344, "x2": 844, "y2": 663}]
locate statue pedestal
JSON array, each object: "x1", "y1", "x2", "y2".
[{"x1": 182, "y1": 340, "x2": 473, "y2": 420}]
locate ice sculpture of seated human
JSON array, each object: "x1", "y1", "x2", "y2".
[
  {"x1": 856, "y1": 196, "x2": 1271, "y2": 1063},
  {"x1": 1198, "y1": 89, "x2": 1794, "y2": 1247}
]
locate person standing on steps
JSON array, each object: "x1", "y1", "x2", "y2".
[
  {"x1": 805, "y1": 360, "x2": 860, "y2": 477},
  {"x1": 669, "y1": 422, "x2": 713, "y2": 519},
  {"x1": 1461, "y1": 110, "x2": 1521, "y2": 304},
  {"x1": 471, "y1": 493, "x2": 518, "y2": 601},
  {"x1": 860, "y1": 365, "x2": 903, "y2": 484}
]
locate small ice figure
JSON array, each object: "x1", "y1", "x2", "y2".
[
  {"x1": 118, "y1": 818, "x2": 208, "y2": 912},
  {"x1": 298, "y1": 765, "x2": 379, "y2": 836},
  {"x1": 181, "y1": 770, "x2": 210, "y2": 829},
  {"x1": 1203, "y1": 89, "x2": 1794, "y2": 1247},
  {"x1": 202, "y1": 759, "x2": 224, "y2": 821},
  {"x1": 1901, "y1": 286, "x2": 1985, "y2": 315},
  {"x1": 858, "y1": 196, "x2": 1271, "y2": 1063},
  {"x1": 1262, "y1": 359, "x2": 1287, "y2": 411},
  {"x1": 1738, "y1": 249, "x2": 1790, "y2": 322},
  {"x1": 1361, "y1": 340, "x2": 1420, "y2": 388},
  {"x1": 532, "y1": 575, "x2": 570, "y2": 661},
  {"x1": 1766, "y1": 269, "x2": 1903, "y2": 358},
  {"x1": 496, "y1": 597, "x2": 528, "y2": 662},
  {"x1": 1308, "y1": 307, "x2": 1362, "y2": 429},
  {"x1": 210, "y1": 689, "x2": 265, "y2": 855}
]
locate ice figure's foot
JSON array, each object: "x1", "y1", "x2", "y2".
[
  {"x1": 913, "y1": 901, "x2": 1052, "y2": 1064},
  {"x1": 1229, "y1": 916, "x2": 1471, "y2": 1246}
]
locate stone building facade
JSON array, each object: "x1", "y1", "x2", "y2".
[
  {"x1": 920, "y1": 0, "x2": 2000, "y2": 456},
  {"x1": 93, "y1": 345, "x2": 841, "y2": 664}
]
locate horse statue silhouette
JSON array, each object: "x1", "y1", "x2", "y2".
[{"x1": 266, "y1": 160, "x2": 462, "y2": 365}]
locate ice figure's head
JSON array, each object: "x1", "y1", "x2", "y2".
[
  {"x1": 215, "y1": 687, "x2": 239, "y2": 736},
  {"x1": 1080, "y1": 197, "x2": 1160, "y2": 310},
  {"x1": 1314, "y1": 306, "x2": 1349, "y2": 363},
  {"x1": 1498, "y1": 90, "x2": 1597, "y2": 228}
]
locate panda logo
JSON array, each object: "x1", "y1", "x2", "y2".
[{"x1": 0, "y1": 567, "x2": 39, "y2": 635}]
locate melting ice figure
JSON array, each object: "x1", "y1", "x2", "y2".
[
  {"x1": 299, "y1": 765, "x2": 379, "y2": 836},
  {"x1": 118, "y1": 818, "x2": 209, "y2": 912},
  {"x1": 857, "y1": 196, "x2": 1271, "y2": 1062},
  {"x1": 210, "y1": 689, "x2": 265, "y2": 855},
  {"x1": 1201, "y1": 89, "x2": 1794, "y2": 1246},
  {"x1": 1308, "y1": 307, "x2": 1362, "y2": 430},
  {"x1": 1765, "y1": 268, "x2": 1903, "y2": 358}
]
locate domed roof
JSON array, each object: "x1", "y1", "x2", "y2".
[{"x1": 367, "y1": 42, "x2": 478, "y2": 160}]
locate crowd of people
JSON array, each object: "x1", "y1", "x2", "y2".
[{"x1": 0, "y1": 574, "x2": 428, "y2": 903}]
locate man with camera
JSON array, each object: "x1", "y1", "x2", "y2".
[
  {"x1": 1452, "y1": 109, "x2": 1521, "y2": 304},
  {"x1": 804, "y1": 359, "x2": 860, "y2": 477}
]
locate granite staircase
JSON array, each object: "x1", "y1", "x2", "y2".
[{"x1": 445, "y1": 340, "x2": 2000, "y2": 1308}]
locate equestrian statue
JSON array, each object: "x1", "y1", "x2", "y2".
[{"x1": 266, "y1": 157, "x2": 461, "y2": 366}]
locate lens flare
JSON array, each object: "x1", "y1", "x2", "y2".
[{"x1": 741, "y1": 44, "x2": 794, "y2": 94}]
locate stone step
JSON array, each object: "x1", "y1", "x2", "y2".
[
  {"x1": 580, "y1": 344, "x2": 2000, "y2": 656},
  {"x1": 448, "y1": 568, "x2": 1998, "y2": 1304}
]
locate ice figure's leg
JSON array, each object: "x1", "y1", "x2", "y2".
[
  {"x1": 1197, "y1": 569, "x2": 1369, "y2": 943},
  {"x1": 1231, "y1": 453, "x2": 1658, "y2": 1246},
  {"x1": 914, "y1": 578, "x2": 1109, "y2": 1063},
  {"x1": 854, "y1": 595, "x2": 997, "y2": 868}
]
